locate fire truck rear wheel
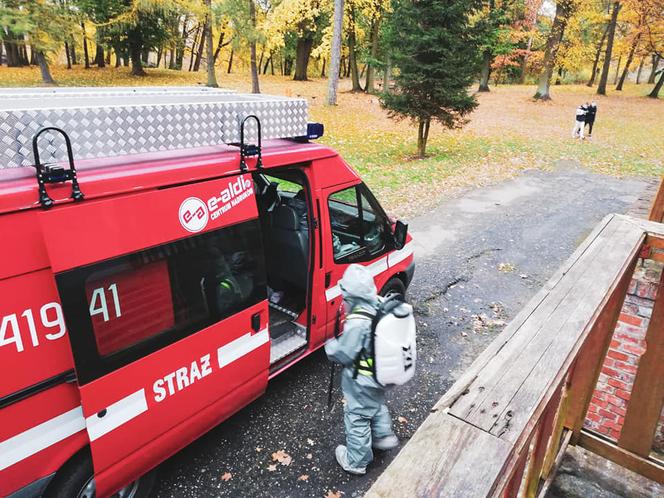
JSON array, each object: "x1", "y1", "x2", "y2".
[
  {"x1": 380, "y1": 277, "x2": 406, "y2": 299},
  {"x1": 44, "y1": 449, "x2": 157, "y2": 498}
]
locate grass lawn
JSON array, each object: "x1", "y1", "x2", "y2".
[{"x1": 1, "y1": 65, "x2": 662, "y2": 217}]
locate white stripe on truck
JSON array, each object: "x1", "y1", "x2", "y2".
[
  {"x1": 324, "y1": 242, "x2": 414, "y2": 302},
  {"x1": 0, "y1": 407, "x2": 85, "y2": 471},
  {"x1": 217, "y1": 328, "x2": 269, "y2": 368},
  {"x1": 85, "y1": 389, "x2": 148, "y2": 441}
]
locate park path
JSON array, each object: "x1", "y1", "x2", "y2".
[{"x1": 153, "y1": 164, "x2": 651, "y2": 498}]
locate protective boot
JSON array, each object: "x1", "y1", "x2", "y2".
[
  {"x1": 372, "y1": 434, "x2": 399, "y2": 451},
  {"x1": 335, "y1": 445, "x2": 367, "y2": 475}
]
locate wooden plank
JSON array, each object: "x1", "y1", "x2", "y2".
[
  {"x1": 579, "y1": 430, "x2": 664, "y2": 484},
  {"x1": 564, "y1": 249, "x2": 637, "y2": 441},
  {"x1": 648, "y1": 176, "x2": 664, "y2": 223},
  {"x1": 365, "y1": 413, "x2": 511, "y2": 498},
  {"x1": 434, "y1": 214, "x2": 617, "y2": 412},
  {"x1": 619, "y1": 214, "x2": 664, "y2": 237},
  {"x1": 536, "y1": 430, "x2": 572, "y2": 498},
  {"x1": 618, "y1": 268, "x2": 664, "y2": 456},
  {"x1": 469, "y1": 221, "x2": 644, "y2": 437},
  {"x1": 502, "y1": 447, "x2": 529, "y2": 498},
  {"x1": 449, "y1": 217, "x2": 623, "y2": 419},
  {"x1": 542, "y1": 378, "x2": 570, "y2": 479},
  {"x1": 523, "y1": 386, "x2": 563, "y2": 498}
]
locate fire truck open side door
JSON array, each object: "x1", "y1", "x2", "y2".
[{"x1": 39, "y1": 175, "x2": 270, "y2": 497}]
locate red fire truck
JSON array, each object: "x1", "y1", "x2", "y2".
[{"x1": 0, "y1": 88, "x2": 414, "y2": 498}]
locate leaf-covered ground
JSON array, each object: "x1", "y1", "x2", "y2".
[{"x1": 1, "y1": 66, "x2": 661, "y2": 216}]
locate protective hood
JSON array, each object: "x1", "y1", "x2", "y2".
[{"x1": 339, "y1": 264, "x2": 378, "y2": 309}]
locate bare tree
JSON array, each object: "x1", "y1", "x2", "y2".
[
  {"x1": 534, "y1": 0, "x2": 574, "y2": 100},
  {"x1": 205, "y1": 0, "x2": 218, "y2": 87},
  {"x1": 326, "y1": 0, "x2": 344, "y2": 105},
  {"x1": 597, "y1": 1, "x2": 622, "y2": 95}
]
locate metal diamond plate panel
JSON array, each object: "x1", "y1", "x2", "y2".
[{"x1": 0, "y1": 89, "x2": 308, "y2": 168}]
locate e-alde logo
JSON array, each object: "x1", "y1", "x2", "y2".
[{"x1": 178, "y1": 176, "x2": 254, "y2": 232}]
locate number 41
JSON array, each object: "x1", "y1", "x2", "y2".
[{"x1": 89, "y1": 283, "x2": 122, "y2": 322}]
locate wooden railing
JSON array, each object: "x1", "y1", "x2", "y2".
[
  {"x1": 367, "y1": 214, "x2": 664, "y2": 498},
  {"x1": 650, "y1": 176, "x2": 664, "y2": 223}
]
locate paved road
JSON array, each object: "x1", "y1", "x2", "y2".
[{"x1": 153, "y1": 165, "x2": 650, "y2": 498}]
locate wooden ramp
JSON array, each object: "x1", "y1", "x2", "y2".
[{"x1": 367, "y1": 214, "x2": 664, "y2": 498}]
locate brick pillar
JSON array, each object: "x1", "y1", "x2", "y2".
[{"x1": 584, "y1": 259, "x2": 664, "y2": 452}]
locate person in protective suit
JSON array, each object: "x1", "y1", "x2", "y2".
[{"x1": 325, "y1": 264, "x2": 399, "y2": 475}]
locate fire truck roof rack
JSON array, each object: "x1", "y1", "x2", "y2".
[{"x1": 0, "y1": 86, "x2": 309, "y2": 169}]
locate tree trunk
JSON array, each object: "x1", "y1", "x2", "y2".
[
  {"x1": 227, "y1": 48, "x2": 234, "y2": 73},
  {"x1": 70, "y1": 42, "x2": 77, "y2": 65},
  {"x1": 613, "y1": 54, "x2": 622, "y2": 85},
  {"x1": 81, "y1": 22, "x2": 90, "y2": 69},
  {"x1": 365, "y1": 13, "x2": 381, "y2": 93},
  {"x1": 64, "y1": 41, "x2": 72, "y2": 69},
  {"x1": 555, "y1": 66, "x2": 563, "y2": 85},
  {"x1": 105, "y1": 48, "x2": 111, "y2": 65},
  {"x1": 212, "y1": 31, "x2": 226, "y2": 64},
  {"x1": 416, "y1": 118, "x2": 431, "y2": 158},
  {"x1": 534, "y1": 0, "x2": 572, "y2": 100},
  {"x1": 284, "y1": 56, "x2": 293, "y2": 76},
  {"x1": 478, "y1": 50, "x2": 492, "y2": 91},
  {"x1": 635, "y1": 57, "x2": 645, "y2": 84},
  {"x1": 36, "y1": 51, "x2": 55, "y2": 85},
  {"x1": 176, "y1": 15, "x2": 188, "y2": 70},
  {"x1": 348, "y1": 19, "x2": 362, "y2": 91},
  {"x1": 519, "y1": 35, "x2": 533, "y2": 84},
  {"x1": 129, "y1": 27, "x2": 146, "y2": 76},
  {"x1": 383, "y1": 58, "x2": 391, "y2": 93},
  {"x1": 30, "y1": 46, "x2": 36, "y2": 65},
  {"x1": 169, "y1": 46, "x2": 176, "y2": 69},
  {"x1": 616, "y1": 33, "x2": 640, "y2": 90},
  {"x1": 193, "y1": 19, "x2": 207, "y2": 72},
  {"x1": 95, "y1": 43, "x2": 105, "y2": 68},
  {"x1": 648, "y1": 54, "x2": 661, "y2": 84},
  {"x1": 326, "y1": 0, "x2": 344, "y2": 105},
  {"x1": 263, "y1": 55, "x2": 271, "y2": 74},
  {"x1": 320, "y1": 57, "x2": 326, "y2": 77},
  {"x1": 588, "y1": 23, "x2": 609, "y2": 86},
  {"x1": 189, "y1": 24, "x2": 201, "y2": 71},
  {"x1": 249, "y1": 0, "x2": 260, "y2": 93},
  {"x1": 649, "y1": 70, "x2": 664, "y2": 98},
  {"x1": 597, "y1": 2, "x2": 621, "y2": 96},
  {"x1": 293, "y1": 37, "x2": 313, "y2": 81},
  {"x1": 205, "y1": 0, "x2": 218, "y2": 87}
]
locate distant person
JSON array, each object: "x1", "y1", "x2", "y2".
[
  {"x1": 572, "y1": 103, "x2": 588, "y2": 139},
  {"x1": 585, "y1": 101, "x2": 597, "y2": 137}
]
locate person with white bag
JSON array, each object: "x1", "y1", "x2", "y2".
[{"x1": 325, "y1": 264, "x2": 416, "y2": 475}]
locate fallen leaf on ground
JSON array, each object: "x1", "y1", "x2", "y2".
[
  {"x1": 325, "y1": 490, "x2": 344, "y2": 498},
  {"x1": 256, "y1": 447, "x2": 262, "y2": 452},
  {"x1": 298, "y1": 474, "x2": 309, "y2": 481},
  {"x1": 306, "y1": 453, "x2": 313, "y2": 460},
  {"x1": 267, "y1": 464, "x2": 278, "y2": 472},
  {"x1": 397, "y1": 416, "x2": 408, "y2": 424},
  {"x1": 272, "y1": 449, "x2": 292, "y2": 466},
  {"x1": 498, "y1": 263, "x2": 515, "y2": 273},
  {"x1": 221, "y1": 472, "x2": 232, "y2": 482},
  {"x1": 307, "y1": 438, "x2": 315, "y2": 446}
]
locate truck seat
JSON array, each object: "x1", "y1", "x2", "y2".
[{"x1": 267, "y1": 205, "x2": 308, "y2": 290}]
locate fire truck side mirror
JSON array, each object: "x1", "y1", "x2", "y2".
[{"x1": 393, "y1": 220, "x2": 408, "y2": 250}]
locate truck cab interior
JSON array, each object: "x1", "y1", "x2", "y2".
[{"x1": 253, "y1": 168, "x2": 312, "y2": 366}]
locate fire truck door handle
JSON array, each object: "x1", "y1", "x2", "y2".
[
  {"x1": 325, "y1": 272, "x2": 331, "y2": 288},
  {"x1": 251, "y1": 312, "x2": 261, "y2": 332}
]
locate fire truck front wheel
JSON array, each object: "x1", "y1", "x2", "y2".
[
  {"x1": 380, "y1": 277, "x2": 407, "y2": 299},
  {"x1": 44, "y1": 448, "x2": 157, "y2": 498}
]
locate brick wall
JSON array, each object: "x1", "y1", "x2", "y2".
[{"x1": 584, "y1": 259, "x2": 664, "y2": 453}]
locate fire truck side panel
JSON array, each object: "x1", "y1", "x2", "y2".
[
  {"x1": 38, "y1": 174, "x2": 256, "y2": 274},
  {"x1": 0, "y1": 210, "x2": 50, "y2": 281},
  {"x1": 0, "y1": 383, "x2": 86, "y2": 497},
  {"x1": 82, "y1": 300, "x2": 269, "y2": 497},
  {"x1": 0, "y1": 269, "x2": 75, "y2": 399}
]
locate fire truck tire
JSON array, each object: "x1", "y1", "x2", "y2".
[
  {"x1": 380, "y1": 277, "x2": 406, "y2": 299},
  {"x1": 44, "y1": 448, "x2": 157, "y2": 498}
]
